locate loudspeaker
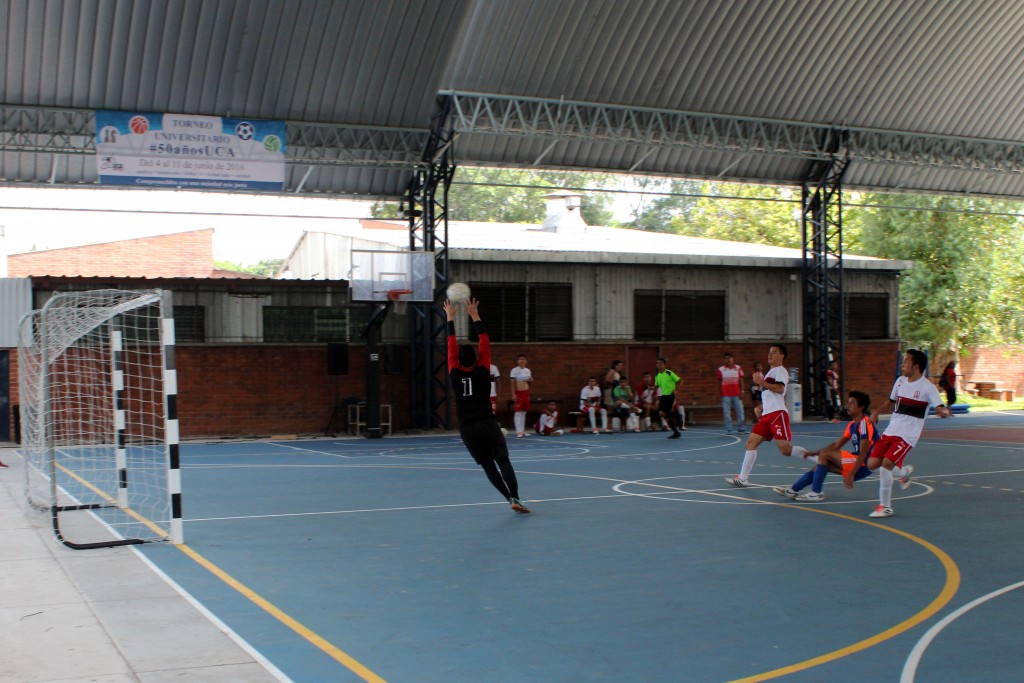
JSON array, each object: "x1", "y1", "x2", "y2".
[
  {"x1": 385, "y1": 344, "x2": 407, "y2": 375},
  {"x1": 327, "y1": 342, "x2": 349, "y2": 375}
]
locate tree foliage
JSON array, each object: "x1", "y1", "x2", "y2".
[
  {"x1": 371, "y1": 167, "x2": 617, "y2": 226},
  {"x1": 215, "y1": 258, "x2": 284, "y2": 276},
  {"x1": 670, "y1": 182, "x2": 803, "y2": 248},
  {"x1": 856, "y1": 194, "x2": 1024, "y2": 353}
]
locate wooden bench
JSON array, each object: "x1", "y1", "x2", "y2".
[{"x1": 971, "y1": 381, "x2": 1015, "y2": 401}]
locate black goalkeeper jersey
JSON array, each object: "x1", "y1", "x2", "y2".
[{"x1": 448, "y1": 321, "x2": 495, "y2": 426}]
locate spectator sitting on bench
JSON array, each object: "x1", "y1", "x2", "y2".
[
  {"x1": 580, "y1": 376, "x2": 610, "y2": 434},
  {"x1": 636, "y1": 372, "x2": 658, "y2": 431},
  {"x1": 612, "y1": 375, "x2": 643, "y2": 432}
]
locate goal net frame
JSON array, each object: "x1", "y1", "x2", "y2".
[{"x1": 18, "y1": 289, "x2": 183, "y2": 549}]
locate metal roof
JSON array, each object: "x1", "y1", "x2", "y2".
[
  {"x1": 3, "y1": 0, "x2": 1024, "y2": 198},
  {"x1": 291, "y1": 220, "x2": 914, "y2": 272}
]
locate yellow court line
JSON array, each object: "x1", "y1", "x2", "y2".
[
  {"x1": 726, "y1": 505, "x2": 961, "y2": 683},
  {"x1": 56, "y1": 463, "x2": 169, "y2": 537},
  {"x1": 55, "y1": 464, "x2": 385, "y2": 681},
  {"x1": 175, "y1": 543, "x2": 388, "y2": 683}
]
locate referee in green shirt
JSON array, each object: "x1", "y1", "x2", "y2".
[{"x1": 655, "y1": 357, "x2": 682, "y2": 439}]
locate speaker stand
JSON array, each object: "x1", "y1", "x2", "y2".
[{"x1": 324, "y1": 376, "x2": 345, "y2": 436}]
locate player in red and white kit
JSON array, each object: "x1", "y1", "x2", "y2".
[
  {"x1": 726, "y1": 344, "x2": 812, "y2": 487},
  {"x1": 862, "y1": 348, "x2": 950, "y2": 518}
]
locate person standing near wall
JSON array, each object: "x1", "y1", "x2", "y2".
[
  {"x1": 717, "y1": 353, "x2": 746, "y2": 434},
  {"x1": 509, "y1": 354, "x2": 533, "y2": 438},
  {"x1": 655, "y1": 357, "x2": 682, "y2": 439},
  {"x1": 940, "y1": 360, "x2": 957, "y2": 407}
]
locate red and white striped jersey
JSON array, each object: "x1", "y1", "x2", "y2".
[{"x1": 883, "y1": 375, "x2": 943, "y2": 446}]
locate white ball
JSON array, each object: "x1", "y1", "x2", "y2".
[{"x1": 446, "y1": 282, "x2": 471, "y2": 303}]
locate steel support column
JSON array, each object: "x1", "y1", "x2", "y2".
[
  {"x1": 802, "y1": 144, "x2": 850, "y2": 420},
  {"x1": 407, "y1": 96, "x2": 456, "y2": 430}
]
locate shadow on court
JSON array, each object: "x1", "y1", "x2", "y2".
[{"x1": 138, "y1": 411, "x2": 1024, "y2": 682}]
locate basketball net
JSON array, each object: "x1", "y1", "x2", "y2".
[{"x1": 387, "y1": 289, "x2": 413, "y2": 315}]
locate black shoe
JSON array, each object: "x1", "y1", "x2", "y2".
[{"x1": 668, "y1": 432, "x2": 681, "y2": 439}]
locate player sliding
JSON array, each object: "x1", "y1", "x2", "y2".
[
  {"x1": 774, "y1": 390, "x2": 878, "y2": 501},
  {"x1": 862, "y1": 348, "x2": 950, "y2": 518},
  {"x1": 725, "y1": 343, "x2": 812, "y2": 487},
  {"x1": 444, "y1": 297, "x2": 530, "y2": 514}
]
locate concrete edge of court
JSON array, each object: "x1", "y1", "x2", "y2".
[{"x1": 0, "y1": 445, "x2": 287, "y2": 683}]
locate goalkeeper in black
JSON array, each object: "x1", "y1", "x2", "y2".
[{"x1": 444, "y1": 297, "x2": 530, "y2": 514}]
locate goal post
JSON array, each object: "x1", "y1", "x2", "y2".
[{"x1": 18, "y1": 289, "x2": 183, "y2": 549}]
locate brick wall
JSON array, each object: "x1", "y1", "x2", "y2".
[
  {"x1": 958, "y1": 346, "x2": 1024, "y2": 394},
  {"x1": 6, "y1": 340, "x2": 900, "y2": 439},
  {"x1": 8, "y1": 230, "x2": 219, "y2": 278}
]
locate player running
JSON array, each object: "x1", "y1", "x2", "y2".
[
  {"x1": 726, "y1": 343, "x2": 812, "y2": 487},
  {"x1": 445, "y1": 297, "x2": 530, "y2": 514},
  {"x1": 862, "y1": 348, "x2": 950, "y2": 518},
  {"x1": 774, "y1": 390, "x2": 878, "y2": 502}
]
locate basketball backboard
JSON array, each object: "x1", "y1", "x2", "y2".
[{"x1": 350, "y1": 249, "x2": 435, "y2": 302}]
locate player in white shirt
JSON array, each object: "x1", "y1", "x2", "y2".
[
  {"x1": 726, "y1": 343, "x2": 812, "y2": 487},
  {"x1": 509, "y1": 355, "x2": 533, "y2": 438},
  {"x1": 489, "y1": 364, "x2": 500, "y2": 414},
  {"x1": 579, "y1": 377, "x2": 609, "y2": 434},
  {"x1": 862, "y1": 348, "x2": 950, "y2": 518}
]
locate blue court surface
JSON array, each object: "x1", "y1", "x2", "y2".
[{"x1": 137, "y1": 411, "x2": 1024, "y2": 682}]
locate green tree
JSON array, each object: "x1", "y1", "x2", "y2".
[
  {"x1": 214, "y1": 258, "x2": 284, "y2": 276},
  {"x1": 624, "y1": 177, "x2": 703, "y2": 232},
  {"x1": 856, "y1": 194, "x2": 1024, "y2": 354},
  {"x1": 671, "y1": 182, "x2": 803, "y2": 248},
  {"x1": 371, "y1": 167, "x2": 617, "y2": 225}
]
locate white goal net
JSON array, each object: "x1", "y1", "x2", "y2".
[{"x1": 18, "y1": 289, "x2": 183, "y2": 548}]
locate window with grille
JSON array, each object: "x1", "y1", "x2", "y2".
[
  {"x1": 846, "y1": 295, "x2": 890, "y2": 339},
  {"x1": 634, "y1": 290, "x2": 726, "y2": 341},
  {"x1": 263, "y1": 307, "x2": 364, "y2": 342},
  {"x1": 469, "y1": 283, "x2": 573, "y2": 342},
  {"x1": 172, "y1": 306, "x2": 205, "y2": 343}
]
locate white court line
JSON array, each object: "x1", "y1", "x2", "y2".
[{"x1": 900, "y1": 579, "x2": 1024, "y2": 683}]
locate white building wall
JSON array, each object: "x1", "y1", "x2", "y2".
[
  {"x1": 452, "y1": 260, "x2": 900, "y2": 341},
  {"x1": 0, "y1": 278, "x2": 32, "y2": 347}
]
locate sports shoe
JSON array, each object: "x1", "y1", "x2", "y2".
[
  {"x1": 592, "y1": 429, "x2": 599, "y2": 435},
  {"x1": 0, "y1": 459, "x2": 7, "y2": 468},
  {"x1": 552, "y1": 429, "x2": 564, "y2": 436},
  {"x1": 668, "y1": 432, "x2": 681, "y2": 439},
  {"x1": 725, "y1": 475, "x2": 750, "y2": 487},
  {"x1": 773, "y1": 486, "x2": 797, "y2": 499},
  {"x1": 510, "y1": 498, "x2": 531, "y2": 514},
  {"x1": 516, "y1": 432, "x2": 525, "y2": 438},
  {"x1": 796, "y1": 491, "x2": 825, "y2": 502},
  {"x1": 898, "y1": 464, "x2": 915, "y2": 491},
  {"x1": 869, "y1": 505, "x2": 894, "y2": 518}
]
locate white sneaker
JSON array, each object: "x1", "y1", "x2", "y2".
[
  {"x1": 592, "y1": 429, "x2": 599, "y2": 435},
  {"x1": 773, "y1": 486, "x2": 797, "y2": 499},
  {"x1": 898, "y1": 464, "x2": 915, "y2": 491},
  {"x1": 796, "y1": 491, "x2": 825, "y2": 502},
  {"x1": 552, "y1": 429, "x2": 564, "y2": 436},
  {"x1": 869, "y1": 505, "x2": 894, "y2": 518},
  {"x1": 725, "y1": 476, "x2": 750, "y2": 488}
]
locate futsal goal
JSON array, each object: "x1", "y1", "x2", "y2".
[{"x1": 18, "y1": 289, "x2": 183, "y2": 548}]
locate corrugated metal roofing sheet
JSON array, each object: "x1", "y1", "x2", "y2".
[{"x1": 3, "y1": 0, "x2": 1024, "y2": 197}]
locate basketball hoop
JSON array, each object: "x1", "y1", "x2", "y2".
[{"x1": 387, "y1": 289, "x2": 413, "y2": 315}]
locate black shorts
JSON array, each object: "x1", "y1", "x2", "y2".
[
  {"x1": 459, "y1": 418, "x2": 510, "y2": 465},
  {"x1": 658, "y1": 395, "x2": 675, "y2": 415}
]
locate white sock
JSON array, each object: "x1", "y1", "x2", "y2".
[
  {"x1": 601, "y1": 411, "x2": 608, "y2": 430},
  {"x1": 879, "y1": 468, "x2": 894, "y2": 507},
  {"x1": 515, "y1": 412, "x2": 525, "y2": 434},
  {"x1": 791, "y1": 445, "x2": 808, "y2": 459},
  {"x1": 589, "y1": 411, "x2": 597, "y2": 429},
  {"x1": 739, "y1": 450, "x2": 758, "y2": 480},
  {"x1": 892, "y1": 465, "x2": 907, "y2": 478}
]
